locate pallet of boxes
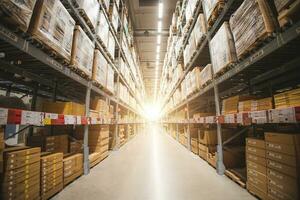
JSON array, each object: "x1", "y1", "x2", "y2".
[
  {"x1": 190, "y1": 126, "x2": 199, "y2": 155},
  {"x1": 1, "y1": 147, "x2": 41, "y2": 200},
  {"x1": 198, "y1": 129, "x2": 218, "y2": 166}
]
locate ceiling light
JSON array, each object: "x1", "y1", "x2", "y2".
[
  {"x1": 158, "y1": 2, "x2": 164, "y2": 19},
  {"x1": 156, "y1": 45, "x2": 160, "y2": 53},
  {"x1": 157, "y1": 35, "x2": 161, "y2": 44},
  {"x1": 158, "y1": 21, "x2": 162, "y2": 33}
]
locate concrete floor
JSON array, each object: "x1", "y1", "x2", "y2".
[{"x1": 52, "y1": 126, "x2": 256, "y2": 200}]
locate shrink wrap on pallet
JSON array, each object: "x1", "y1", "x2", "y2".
[
  {"x1": 30, "y1": 0, "x2": 75, "y2": 62},
  {"x1": 229, "y1": 0, "x2": 275, "y2": 59},
  {"x1": 106, "y1": 64, "x2": 115, "y2": 94},
  {"x1": 210, "y1": 22, "x2": 237, "y2": 75},
  {"x1": 92, "y1": 50, "x2": 108, "y2": 87},
  {"x1": 107, "y1": 31, "x2": 115, "y2": 59},
  {"x1": 74, "y1": 0, "x2": 100, "y2": 30},
  {"x1": 185, "y1": 0, "x2": 199, "y2": 22},
  {"x1": 102, "y1": 0, "x2": 110, "y2": 12},
  {"x1": 97, "y1": 9, "x2": 109, "y2": 45},
  {"x1": 199, "y1": 64, "x2": 212, "y2": 87},
  {"x1": 189, "y1": 67, "x2": 201, "y2": 93},
  {"x1": 202, "y1": 0, "x2": 220, "y2": 22},
  {"x1": 110, "y1": 3, "x2": 119, "y2": 32},
  {"x1": 274, "y1": 0, "x2": 294, "y2": 13},
  {"x1": 0, "y1": 0, "x2": 37, "y2": 32},
  {"x1": 71, "y1": 25, "x2": 94, "y2": 78}
]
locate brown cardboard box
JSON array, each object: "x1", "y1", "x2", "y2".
[
  {"x1": 247, "y1": 169, "x2": 267, "y2": 191},
  {"x1": 247, "y1": 160, "x2": 267, "y2": 174},
  {"x1": 63, "y1": 154, "x2": 83, "y2": 186},
  {"x1": 267, "y1": 159, "x2": 297, "y2": 177},
  {"x1": 247, "y1": 181, "x2": 267, "y2": 200},
  {"x1": 42, "y1": 101, "x2": 85, "y2": 116},
  {"x1": 246, "y1": 138, "x2": 266, "y2": 149},
  {"x1": 246, "y1": 153, "x2": 267, "y2": 166},
  {"x1": 265, "y1": 132, "x2": 300, "y2": 146},
  {"x1": 266, "y1": 150, "x2": 298, "y2": 167},
  {"x1": 267, "y1": 168, "x2": 299, "y2": 197},
  {"x1": 191, "y1": 138, "x2": 198, "y2": 154},
  {"x1": 266, "y1": 141, "x2": 300, "y2": 156},
  {"x1": 41, "y1": 182, "x2": 63, "y2": 200},
  {"x1": 268, "y1": 185, "x2": 296, "y2": 200},
  {"x1": 246, "y1": 145, "x2": 266, "y2": 158}
]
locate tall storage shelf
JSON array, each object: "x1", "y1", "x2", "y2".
[
  {"x1": 0, "y1": 0, "x2": 145, "y2": 190},
  {"x1": 160, "y1": 0, "x2": 300, "y2": 197}
]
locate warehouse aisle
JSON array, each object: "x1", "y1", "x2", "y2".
[{"x1": 52, "y1": 125, "x2": 255, "y2": 200}]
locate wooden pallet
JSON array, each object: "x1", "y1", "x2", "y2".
[
  {"x1": 200, "y1": 79, "x2": 212, "y2": 89},
  {"x1": 207, "y1": 1, "x2": 225, "y2": 28},
  {"x1": 225, "y1": 169, "x2": 246, "y2": 188},
  {"x1": 278, "y1": 0, "x2": 300, "y2": 29},
  {"x1": 78, "y1": 9, "x2": 96, "y2": 33},
  {"x1": 237, "y1": 31, "x2": 274, "y2": 61},
  {"x1": 29, "y1": 37, "x2": 69, "y2": 65},
  {"x1": 69, "y1": 64, "x2": 92, "y2": 80},
  {"x1": 214, "y1": 62, "x2": 236, "y2": 78}
]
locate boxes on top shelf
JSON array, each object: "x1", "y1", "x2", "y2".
[
  {"x1": 107, "y1": 31, "x2": 116, "y2": 59},
  {"x1": 185, "y1": 0, "x2": 199, "y2": 23},
  {"x1": 202, "y1": 0, "x2": 224, "y2": 27},
  {"x1": 229, "y1": 0, "x2": 276, "y2": 59},
  {"x1": 92, "y1": 49, "x2": 108, "y2": 88},
  {"x1": 193, "y1": 14, "x2": 207, "y2": 47},
  {"x1": 221, "y1": 95, "x2": 254, "y2": 115},
  {"x1": 210, "y1": 22, "x2": 237, "y2": 76},
  {"x1": 109, "y1": 3, "x2": 119, "y2": 33},
  {"x1": 274, "y1": 0, "x2": 300, "y2": 27},
  {"x1": 238, "y1": 97, "x2": 273, "y2": 112},
  {"x1": 274, "y1": 0, "x2": 295, "y2": 13},
  {"x1": 71, "y1": 25, "x2": 95, "y2": 79},
  {"x1": 188, "y1": 67, "x2": 201, "y2": 94},
  {"x1": 29, "y1": 0, "x2": 75, "y2": 62},
  {"x1": 0, "y1": 0, "x2": 37, "y2": 32},
  {"x1": 97, "y1": 9, "x2": 110, "y2": 46},
  {"x1": 274, "y1": 88, "x2": 300, "y2": 109},
  {"x1": 74, "y1": 0, "x2": 100, "y2": 30},
  {"x1": 42, "y1": 101, "x2": 85, "y2": 116}
]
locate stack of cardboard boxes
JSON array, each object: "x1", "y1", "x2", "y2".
[
  {"x1": 265, "y1": 132, "x2": 300, "y2": 200},
  {"x1": 274, "y1": 88, "x2": 300, "y2": 109},
  {"x1": 27, "y1": 135, "x2": 69, "y2": 154},
  {"x1": 63, "y1": 154, "x2": 83, "y2": 186},
  {"x1": 1, "y1": 147, "x2": 41, "y2": 200},
  {"x1": 89, "y1": 125, "x2": 109, "y2": 160},
  {"x1": 41, "y1": 153, "x2": 63, "y2": 200},
  {"x1": 119, "y1": 125, "x2": 126, "y2": 146},
  {"x1": 190, "y1": 126, "x2": 199, "y2": 155},
  {"x1": 69, "y1": 140, "x2": 83, "y2": 154},
  {"x1": 246, "y1": 138, "x2": 268, "y2": 199},
  {"x1": 198, "y1": 129, "x2": 217, "y2": 164}
]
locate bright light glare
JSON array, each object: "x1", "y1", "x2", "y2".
[
  {"x1": 158, "y1": 21, "x2": 162, "y2": 33},
  {"x1": 158, "y1": 2, "x2": 163, "y2": 18},
  {"x1": 143, "y1": 103, "x2": 161, "y2": 121},
  {"x1": 157, "y1": 35, "x2": 161, "y2": 44},
  {"x1": 156, "y1": 45, "x2": 160, "y2": 53}
]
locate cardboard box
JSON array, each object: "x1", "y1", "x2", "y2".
[
  {"x1": 266, "y1": 141, "x2": 299, "y2": 156},
  {"x1": 246, "y1": 153, "x2": 267, "y2": 166},
  {"x1": 268, "y1": 185, "x2": 296, "y2": 200},
  {"x1": 63, "y1": 154, "x2": 83, "y2": 186},
  {"x1": 247, "y1": 169, "x2": 267, "y2": 192},
  {"x1": 73, "y1": 0, "x2": 99, "y2": 29},
  {"x1": 29, "y1": 0, "x2": 75, "y2": 62},
  {"x1": 246, "y1": 181, "x2": 268, "y2": 200},
  {"x1": 265, "y1": 132, "x2": 300, "y2": 145},
  {"x1": 42, "y1": 101, "x2": 85, "y2": 116},
  {"x1": 267, "y1": 159, "x2": 297, "y2": 177},
  {"x1": 246, "y1": 145, "x2": 266, "y2": 158},
  {"x1": 274, "y1": 88, "x2": 300, "y2": 109},
  {"x1": 266, "y1": 150, "x2": 298, "y2": 167},
  {"x1": 246, "y1": 138, "x2": 266, "y2": 149},
  {"x1": 92, "y1": 50, "x2": 108, "y2": 88},
  {"x1": 247, "y1": 160, "x2": 267, "y2": 174}
]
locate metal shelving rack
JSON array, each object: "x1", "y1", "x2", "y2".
[
  {"x1": 0, "y1": 0, "x2": 145, "y2": 175},
  {"x1": 160, "y1": 0, "x2": 300, "y2": 175}
]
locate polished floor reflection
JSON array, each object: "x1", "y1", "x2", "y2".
[{"x1": 52, "y1": 125, "x2": 255, "y2": 200}]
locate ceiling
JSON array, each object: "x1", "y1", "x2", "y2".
[{"x1": 126, "y1": 0, "x2": 177, "y2": 102}]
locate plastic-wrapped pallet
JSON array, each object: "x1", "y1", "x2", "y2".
[
  {"x1": 106, "y1": 64, "x2": 115, "y2": 94},
  {"x1": 102, "y1": 0, "x2": 110, "y2": 12},
  {"x1": 199, "y1": 64, "x2": 212, "y2": 87},
  {"x1": 185, "y1": 0, "x2": 199, "y2": 22},
  {"x1": 110, "y1": 3, "x2": 119, "y2": 32},
  {"x1": 29, "y1": 0, "x2": 75, "y2": 62},
  {"x1": 210, "y1": 22, "x2": 237, "y2": 76},
  {"x1": 92, "y1": 50, "x2": 108, "y2": 87},
  {"x1": 74, "y1": 0, "x2": 99, "y2": 30},
  {"x1": 189, "y1": 67, "x2": 201, "y2": 93},
  {"x1": 274, "y1": 0, "x2": 294, "y2": 13},
  {"x1": 229, "y1": 0, "x2": 275, "y2": 59},
  {"x1": 202, "y1": 0, "x2": 222, "y2": 23},
  {"x1": 193, "y1": 14, "x2": 207, "y2": 46},
  {"x1": 107, "y1": 31, "x2": 115, "y2": 59},
  {"x1": 0, "y1": 0, "x2": 37, "y2": 32},
  {"x1": 71, "y1": 25, "x2": 95, "y2": 78},
  {"x1": 97, "y1": 9, "x2": 109, "y2": 45}
]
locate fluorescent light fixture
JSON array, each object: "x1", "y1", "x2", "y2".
[
  {"x1": 157, "y1": 35, "x2": 161, "y2": 44},
  {"x1": 156, "y1": 45, "x2": 160, "y2": 53},
  {"x1": 158, "y1": 2, "x2": 163, "y2": 19},
  {"x1": 158, "y1": 21, "x2": 162, "y2": 33}
]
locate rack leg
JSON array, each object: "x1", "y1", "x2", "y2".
[{"x1": 83, "y1": 83, "x2": 91, "y2": 175}]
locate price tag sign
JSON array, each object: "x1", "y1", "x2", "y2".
[
  {"x1": 21, "y1": 111, "x2": 44, "y2": 126},
  {"x1": 65, "y1": 115, "x2": 76, "y2": 125},
  {"x1": 44, "y1": 113, "x2": 58, "y2": 125}
]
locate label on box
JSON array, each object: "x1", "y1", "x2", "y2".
[
  {"x1": 0, "y1": 108, "x2": 8, "y2": 125},
  {"x1": 250, "y1": 111, "x2": 268, "y2": 124},
  {"x1": 199, "y1": 117, "x2": 205, "y2": 124},
  {"x1": 65, "y1": 115, "x2": 76, "y2": 125},
  {"x1": 44, "y1": 113, "x2": 58, "y2": 125},
  {"x1": 21, "y1": 111, "x2": 44, "y2": 126},
  {"x1": 205, "y1": 116, "x2": 215, "y2": 124},
  {"x1": 224, "y1": 114, "x2": 236, "y2": 124},
  {"x1": 268, "y1": 107, "x2": 296, "y2": 123}
]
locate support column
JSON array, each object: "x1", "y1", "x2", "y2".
[
  {"x1": 186, "y1": 103, "x2": 191, "y2": 151},
  {"x1": 83, "y1": 82, "x2": 91, "y2": 175},
  {"x1": 213, "y1": 81, "x2": 225, "y2": 175}
]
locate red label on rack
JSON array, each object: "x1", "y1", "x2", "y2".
[
  {"x1": 7, "y1": 109, "x2": 22, "y2": 124},
  {"x1": 217, "y1": 115, "x2": 225, "y2": 124},
  {"x1": 52, "y1": 114, "x2": 65, "y2": 125},
  {"x1": 81, "y1": 116, "x2": 88, "y2": 125}
]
